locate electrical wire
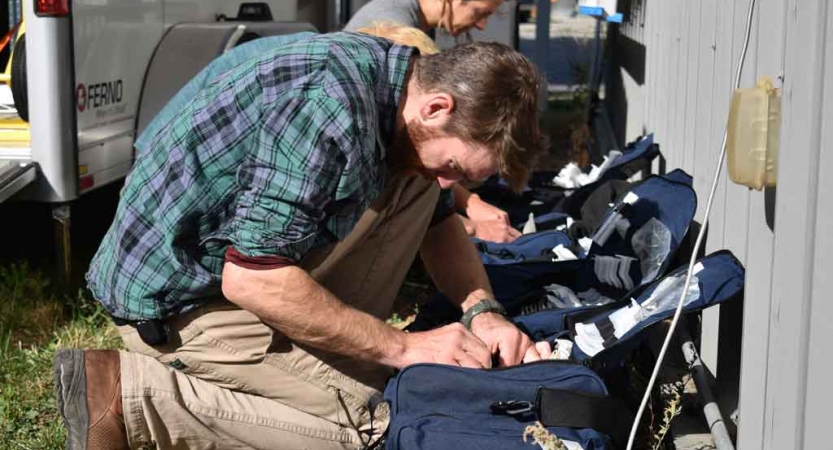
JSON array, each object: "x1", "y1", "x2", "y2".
[{"x1": 625, "y1": 0, "x2": 759, "y2": 448}]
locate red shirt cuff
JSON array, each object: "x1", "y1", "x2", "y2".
[{"x1": 224, "y1": 247, "x2": 296, "y2": 270}]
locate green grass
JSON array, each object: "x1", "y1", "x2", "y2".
[{"x1": 0, "y1": 262, "x2": 122, "y2": 450}]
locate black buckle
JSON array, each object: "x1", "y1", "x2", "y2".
[
  {"x1": 111, "y1": 315, "x2": 169, "y2": 346},
  {"x1": 490, "y1": 400, "x2": 534, "y2": 416},
  {"x1": 613, "y1": 201, "x2": 634, "y2": 218}
]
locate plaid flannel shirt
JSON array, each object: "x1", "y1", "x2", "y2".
[{"x1": 87, "y1": 33, "x2": 419, "y2": 320}]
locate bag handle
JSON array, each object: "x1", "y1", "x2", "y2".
[
  {"x1": 490, "y1": 386, "x2": 633, "y2": 445},
  {"x1": 535, "y1": 387, "x2": 633, "y2": 446}
]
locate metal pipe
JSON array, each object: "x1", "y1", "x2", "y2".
[
  {"x1": 534, "y1": 0, "x2": 551, "y2": 68},
  {"x1": 534, "y1": 0, "x2": 551, "y2": 111},
  {"x1": 52, "y1": 203, "x2": 72, "y2": 284},
  {"x1": 678, "y1": 324, "x2": 735, "y2": 450}
]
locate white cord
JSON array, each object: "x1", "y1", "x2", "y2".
[{"x1": 624, "y1": 0, "x2": 758, "y2": 448}]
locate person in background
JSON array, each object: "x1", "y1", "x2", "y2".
[
  {"x1": 348, "y1": 0, "x2": 524, "y2": 243},
  {"x1": 347, "y1": 0, "x2": 503, "y2": 37}
]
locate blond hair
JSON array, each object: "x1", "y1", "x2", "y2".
[{"x1": 356, "y1": 21, "x2": 440, "y2": 55}]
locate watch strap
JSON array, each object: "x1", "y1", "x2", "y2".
[{"x1": 461, "y1": 299, "x2": 507, "y2": 330}]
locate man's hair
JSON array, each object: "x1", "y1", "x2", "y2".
[
  {"x1": 413, "y1": 42, "x2": 546, "y2": 191},
  {"x1": 357, "y1": 21, "x2": 440, "y2": 55}
]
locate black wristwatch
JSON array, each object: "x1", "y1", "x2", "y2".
[{"x1": 461, "y1": 299, "x2": 507, "y2": 330}]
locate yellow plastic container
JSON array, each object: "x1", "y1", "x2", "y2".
[{"x1": 726, "y1": 76, "x2": 781, "y2": 190}]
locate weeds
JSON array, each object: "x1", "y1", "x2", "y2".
[
  {"x1": 523, "y1": 422, "x2": 568, "y2": 450},
  {"x1": 651, "y1": 383, "x2": 684, "y2": 450},
  {"x1": 0, "y1": 262, "x2": 122, "y2": 450},
  {"x1": 626, "y1": 348, "x2": 688, "y2": 450}
]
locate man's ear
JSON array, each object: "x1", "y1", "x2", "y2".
[{"x1": 419, "y1": 93, "x2": 455, "y2": 126}]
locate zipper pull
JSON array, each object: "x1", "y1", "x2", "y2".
[{"x1": 490, "y1": 400, "x2": 534, "y2": 416}]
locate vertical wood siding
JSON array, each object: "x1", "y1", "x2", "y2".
[{"x1": 608, "y1": 1, "x2": 831, "y2": 448}]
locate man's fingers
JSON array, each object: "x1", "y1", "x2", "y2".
[
  {"x1": 492, "y1": 225, "x2": 520, "y2": 243},
  {"x1": 455, "y1": 349, "x2": 490, "y2": 369},
  {"x1": 495, "y1": 338, "x2": 527, "y2": 367},
  {"x1": 473, "y1": 219, "x2": 522, "y2": 243},
  {"x1": 494, "y1": 210, "x2": 510, "y2": 223},
  {"x1": 497, "y1": 224, "x2": 521, "y2": 243},
  {"x1": 522, "y1": 350, "x2": 542, "y2": 364},
  {"x1": 522, "y1": 341, "x2": 550, "y2": 364},
  {"x1": 445, "y1": 323, "x2": 491, "y2": 368},
  {"x1": 460, "y1": 336, "x2": 492, "y2": 368},
  {"x1": 534, "y1": 340, "x2": 553, "y2": 359},
  {"x1": 496, "y1": 350, "x2": 512, "y2": 367}
]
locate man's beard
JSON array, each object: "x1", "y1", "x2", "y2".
[{"x1": 387, "y1": 119, "x2": 436, "y2": 178}]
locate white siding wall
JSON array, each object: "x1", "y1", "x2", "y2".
[{"x1": 608, "y1": 0, "x2": 832, "y2": 448}]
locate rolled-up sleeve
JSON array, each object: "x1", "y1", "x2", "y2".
[{"x1": 229, "y1": 97, "x2": 359, "y2": 262}]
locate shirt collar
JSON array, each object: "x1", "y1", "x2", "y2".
[{"x1": 378, "y1": 44, "x2": 418, "y2": 153}]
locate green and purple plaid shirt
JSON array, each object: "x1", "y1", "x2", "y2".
[{"x1": 87, "y1": 32, "x2": 418, "y2": 320}]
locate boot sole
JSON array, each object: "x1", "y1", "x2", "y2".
[{"x1": 54, "y1": 348, "x2": 89, "y2": 450}]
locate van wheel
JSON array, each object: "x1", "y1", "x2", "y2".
[{"x1": 11, "y1": 34, "x2": 28, "y2": 122}]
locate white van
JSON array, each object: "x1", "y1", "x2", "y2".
[
  {"x1": 0, "y1": 0, "x2": 318, "y2": 272},
  {"x1": 0, "y1": 0, "x2": 316, "y2": 206}
]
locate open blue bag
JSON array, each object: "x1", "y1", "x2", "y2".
[
  {"x1": 388, "y1": 252, "x2": 744, "y2": 450},
  {"x1": 384, "y1": 361, "x2": 624, "y2": 450},
  {"x1": 476, "y1": 169, "x2": 695, "y2": 279},
  {"x1": 409, "y1": 169, "x2": 698, "y2": 330},
  {"x1": 474, "y1": 134, "x2": 660, "y2": 225},
  {"x1": 474, "y1": 230, "x2": 574, "y2": 265},
  {"x1": 514, "y1": 251, "x2": 745, "y2": 363},
  {"x1": 582, "y1": 169, "x2": 696, "y2": 290},
  {"x1": 528, "y1": 134, "x2": 660, "y2": 191}
]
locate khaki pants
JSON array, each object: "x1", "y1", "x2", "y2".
[{"x1": 118, "y1": 174, "x2": 439, "y2": 450}]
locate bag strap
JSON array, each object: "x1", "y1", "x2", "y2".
[{"x1": 535, "y1": 387, "x2": 633, "y2": 445}]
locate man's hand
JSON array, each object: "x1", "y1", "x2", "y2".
[
  {"x1": 465, "y1": 194, "x2": 510, "y2": 223},
  {"x1": 391, "y1": 323, "x2": 492, "y2": 369},
  {"x1": 534, "y1": 341, "x2": 553, "y2": 360},
  {"x1": 419, "y1": 212, "x2": 529, "y2": 366},
  {"x1": 458, "y1": 214, "x2": 521, "y2": 243},
  {"x1": 469, "y1": 312, "x2": 542, "y2": 366},
  {"x1": 471, "y1": 218, "x2": 522, "y2": 243},
  {"x1": 458, "y1": 214, "x2": 477, "y2": 237},
  {"x1": 464, "y1": 195, "x2": 520, "y2": 243}
]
